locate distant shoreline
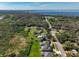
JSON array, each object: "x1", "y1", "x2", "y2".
[{"x1": 0, "y1": 10, "x2": 79, "y2": 16}]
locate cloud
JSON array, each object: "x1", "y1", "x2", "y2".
[
  {"x1": 0, "y1": 5, "x2": 10, "y2": 10},
  {"x1": 0, "y1": 2, "x2": 79, "y2": 10}
]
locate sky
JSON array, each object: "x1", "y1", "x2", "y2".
[{"x1": 0, "y1": 2, "x2": 79, "y2": 10}]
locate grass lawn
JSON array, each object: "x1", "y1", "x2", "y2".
[
  {"x1": 29, "y1": 38, "x2": 41, "y2": 57},
  {"x1": 28, "y1": 27, "x2": 41, "y2": 57},
  {"x1": 43, "y1": 28, "x2": 48, "y2": 35}
]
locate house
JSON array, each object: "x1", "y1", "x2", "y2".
[
  {"x1": 40, "y1": 41, "x2": 47, "y2": 46},
  {"x1": 72, "y1": 49, "x2": 78, "y2": 55},
  {"x1": 41, "y1": 44, "x2": 48, "y2": 50},
  {"x1": 37, "y1": 34, "x2": 47, "y2": 42}
]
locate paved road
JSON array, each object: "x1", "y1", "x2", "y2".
[{"x1": 45, "y1": 17, "x2": 66, "y2": 57}]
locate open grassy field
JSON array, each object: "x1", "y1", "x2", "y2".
[{"x1": 27, "y1": 27, "x2": 41, "y2": 57}]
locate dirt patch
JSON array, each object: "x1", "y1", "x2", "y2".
[
  {"x1": 9, "y1": 35, "x2": 27, "y2": 48},
  {"x1": 5, "y1": 35, "x2": 27, "y2": 56}
]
